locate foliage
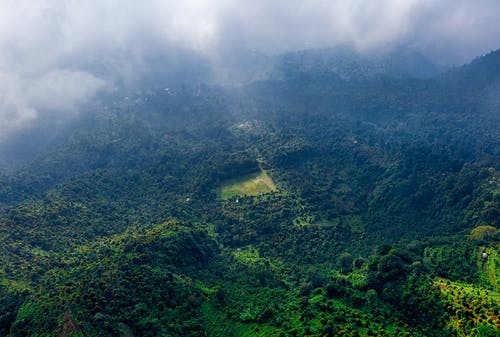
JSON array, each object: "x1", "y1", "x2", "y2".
[
  {"x1": 1, "y1": 49, "x2": 499, "y2": 336},
  {"x1": 470, "y1": 226, "x2": 499, "y2": 242}
]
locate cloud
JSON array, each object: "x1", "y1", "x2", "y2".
[
  {"x1": 0, "y1": 69, "x2": 106, "y2": 140},
  {"x1": 212, "y1": 0, "x2": 420, "y2": 52},
  {"x1": 0, "y1": 0, "x2": 499, "y2": 139},
  {"x1": 408, "y1": 0, "x2": 500, "y2": 63}
]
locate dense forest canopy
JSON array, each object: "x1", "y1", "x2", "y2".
[{"x1": 0, "y1": 46, "x2": 499, "y2": 336}]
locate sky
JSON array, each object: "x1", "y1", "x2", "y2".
[{"x1": 0, "y1": 0, "x2": 499, "y2": 141}]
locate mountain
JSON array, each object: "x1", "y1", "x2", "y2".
[
  {"x1": 0, "y1": 49, "x2": 499, "y2": 336},
  {"x1": 274, "y1": 44, "x2": 443, "y2": 81},
  {"x1": 444, "y1": 49, "x2": 500, "y2": 87}
]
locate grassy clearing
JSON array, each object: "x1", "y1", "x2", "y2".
[{"x1": 220, "y1": 170, "x2": 276, "y2": 200}]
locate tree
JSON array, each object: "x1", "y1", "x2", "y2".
[
  {"x1": 338, "y1": 252, "x2": 353, "y2": 274},
  {"x1": 470, "y1": 225, "x2": 498, "y2": 242}
]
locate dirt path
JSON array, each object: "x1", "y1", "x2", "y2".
[{"x1": 257, "y1": 163, "x2": 277, "y2": 191}]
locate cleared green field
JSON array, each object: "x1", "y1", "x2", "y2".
[{"x1": 220, "y1": 170, "x2": 276, "y2": 200}]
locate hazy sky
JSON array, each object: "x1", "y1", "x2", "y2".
[{"x1": 0, "y1": 0, "x2": 499, "y2": 140}]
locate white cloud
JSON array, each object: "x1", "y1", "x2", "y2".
[
  {"x1": 0, "y1": 70, "x2": 106, "y2": 140},
  {"x1": 0, "y1": 0, "x2": 498, "y2": 139}
]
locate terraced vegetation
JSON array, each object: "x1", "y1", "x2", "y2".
[
  {"x1": 201, "y1": 303, "x2": 278, "y2": 337},
  {"x1": 435, "y1": 278, "x2": 500, "y2": 336}
]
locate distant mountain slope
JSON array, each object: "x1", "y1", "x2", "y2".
[
  {"x1": 443, "y1": 49, "x2": 500, "y2": 87},
  {"x1": 274, "y1": 45, "x2": 442, "y2": 81}
]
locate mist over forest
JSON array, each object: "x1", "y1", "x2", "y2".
[{"x1": 1, "y1": 0, "x2": 499, "y2": 144}]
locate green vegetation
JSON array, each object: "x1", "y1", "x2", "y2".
[
  {"x1": 435, "y1": 279, "x2": 500, "y2": 336},
  {"x1": 470, "y1": 226, "x2": 499, "y2": 242},
  {"x1": 0, "y1": 50, "x2": 499, "y2": 336},
  {"x1": 220, "y1": 169, "x2": 277, "y2": 200}
]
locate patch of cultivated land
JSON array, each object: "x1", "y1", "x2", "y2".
[
  {"x1": 435, "y1": 278, "x2": 500, "y2": 334},
  {"x1": 220, "y1": 170, "x2": 277, "y2": 200}
]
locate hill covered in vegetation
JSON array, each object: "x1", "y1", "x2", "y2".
[{"x1": 0, "y1": 49, "x2": 499, "y2": 336}]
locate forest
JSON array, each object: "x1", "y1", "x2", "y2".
[{"x1": 0, "y1": 48, "x2": 499, "y2": 336}]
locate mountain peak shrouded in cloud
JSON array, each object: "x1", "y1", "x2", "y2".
[{"x1": 0, "y1": 0, "x2": 499, "y2": 141}]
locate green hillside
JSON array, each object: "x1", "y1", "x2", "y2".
[{"x1": 0, "y1": 50, "x2": 499, "y2": 336}]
